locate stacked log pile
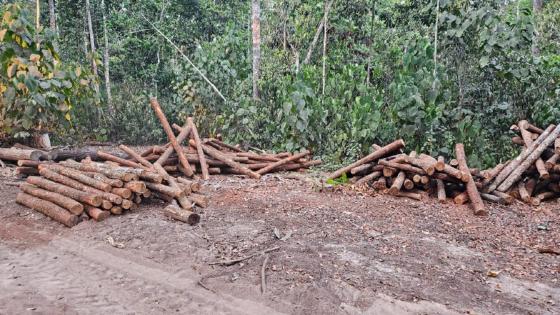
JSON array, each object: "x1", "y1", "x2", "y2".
[
  {"x1": 12, "y1": 158, "x2": 204, "y2": 227},
  {"x1": 327, "y1": 121, "x2": 560, "y2": 214}
]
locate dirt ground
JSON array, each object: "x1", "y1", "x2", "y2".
[{"x1": 1, "y1": 170, "x2": 559, "y2": 314}]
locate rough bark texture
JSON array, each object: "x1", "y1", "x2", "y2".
[
  {"x1": 436, "y1": 179, "x2": 446, "y2": 203},
  {"x1": 119, "y1": 145, "x2": 153, "y2": 169},
  {"x1": 188, "y1": 192, "x2": 209, "y2": 208},
  {"x1": 157, "y1": 122, "x2": 191, "y2": 166},
  {"x1": 518, "y1": 121, "x2": 549, "y2": 179},
  {"x1": 256, "y1": 150, "x2": 310, "y2": 175},
  {"x1": 388, "y1": 171, "x2": 406, "y2": 195},
  {"x1": 86, "y1": 206, "x2": 110, "y2": 221},
  {"x1": 0, "y1": 148, "x2": 45, "y2": 161},
  {"x1": 26, "y1": 176, "x2": 102, "y2": 207},
  {"x1": 198, "y1": 143, "x2": 261, "y2": 179},
  {"x1": 97, "y1": 151, "x2": 144, "y2": 169},
  {"x1": 456, "y1": 143, "x2": 487, "y2": 215},
  {"x1": 43, "y1": 164, "x2": 112, "y2": 192},
  {"x1": 251, "y1": 0, "x2": 261, "y2": 100},
  {"x1": 16, "y1": 192, "x2": 78, "y2": 227},
  {"x1": 164, "y1": 204, "x2": 200, "y2": 225},
  {"x1": 187, "y1": 117, "x2": 209, "y2": 180},
  {"x1": 149, "y1": 98, "x2": 194, "y2": 177},
  {"x1": 328, "y1": 140, "x2": 405, "y2": 180},
  {"x1": 354, "y1": 171, "x2": 381, "y2": 186},
  {"x1": 20, "y1": 183, "x2": 84, "y2": 215}
]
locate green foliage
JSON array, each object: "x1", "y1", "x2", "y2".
[{"x1": 0, "y1": 3, "x2": 97, "y2": 139}]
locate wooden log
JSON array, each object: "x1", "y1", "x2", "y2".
[
  {"x1": 354, "y1": 171, "x2": 382, "y2": 186},
  {"x1": 208, "y1": 167, "x2": 221, "y2": 175},
  {"x1": 188, "y1": 193, "x2": 209, "y2": 208},
  {"x1": 482, "y1": 162, "x2": 508, "y2": 186},
  {"x1": 85, "y1": 206, "x2": 110, "y2": 221},
  {"x1": 210, "y1": 139, "x2": 244, "y2": 153},
  {"x1": 0, "y1": 148, "x2": 46, "y2": 161},
  {"x1": 153, "y1": 192, "x2": 173, "y2": 203},
  {"x1": 420, "y1": 176, "x2": 430, "y2": 185},
  {"x1": 101, "y1": 200, "x2": 113, "y2": 210},
  {"x1": 133, "y1": 193, "x2": 142, "y2": 204},
  {"x1": 119, "y1": 145, "x2": 154, "y2": 170},
  {"x1": 97, "y1": 150, "x2": 145, "y2": 169},
  {"x1": 372, "y1": 177, "x2": 387, "y2": 190},
  {"x1": 327, "y1": 139, "x2": 405, "y2": 180},
  {"x1": 17, "y1": 160, "x2": 45, "y2": 167},
  {"x1": 491, "y1": 190, "x2": 514, "y2": 205},
  {"x1": 255, "y1": 150, "x2": 310, "y2": 175},
  {"x1": 20, "y1": 183, "x2": 83, "y2": 215},
  {"x1": 26, "y1": 176, "x2": 102, "y2": 207},
  {"x1": 382, "y1": 167, "x2": 396, "y2": 177},
  {"x1": 164, "y1": 204, "x2": 200, "y2": 225},
  {"x1": 124, "y1": 181, "x2": 147, "y2": 193},
  {"x1": 449, "y1": 159, "x2": 459, "y2": 167},
  {"x1": 408, "y1": 154, "x2": 436, "y2": 175},
  {"x1": 412, "y1": 174, "x2": 422, "y2": 183},
  {"x1": 518, "y1": 181, "x2": 540, "y2": 206},
  {"x1": 350, "y1": 163, "x2": 374, "y2": 175},
  {"x1": 50, "y1": 148, "x2": 127, "y2": 162},
  {"x1": 481, "y1": 193, "x2": 506, "y2": 204},
  {"x1": 379, "y1": 160, "x2": 425, "y2": 175},
  {"x1": 518, "y1": 121, "x2": 549, "y2": 179},
  {"x1": 60, "y1": 160, "x2": 137, "y2": 182},
  {"x1": 235, "y1": 152, "x2": 280, "y2": 162},
  {"x1": 536, "y1": 191, "x2": 557, "y2": 202},
  {"x1": 525, "y1": 178, "x2": 537, "y2": 196},
  {"x1": 111, "y1": 188, "x2": 132, "y2": 199},
  {"x1": 403, "y1": 178, "x2": 414, "y2": 190},
  {"x1": 16, "y1": 167, "x2": 39, "y2": 176},
  {"x1": 497, "y1": 124, "x2": 560, "y2": 192},
  {"x1": 16, "y1": 192, "x2": 78, "y2": 227},
  {"x1": 556, "y1": 138, "x2": 560, "y2": 155},
  {"x1": 176, "y1": 178, "x2": 201, "y2": 192},
  {"x1": 436, "y1": 179, "x2": 446, "y2": 203},
  {"x1": 197, "y1": 142, "x2": 261, "y2": 179},
  {"x1": 454, "y1": 192, "x2": 469, "y2": 205},
  {"x1": 85, "y1": 172, "x2": 123, "y2": 188},
  {"x1": 157, "y1": 122, "x2": 192, "y2": 168},
  {"x1": 140, "y1": 146, "x2": 156, "y2": 157},
  {"x1": 456, "y1": 144, "x2": 486, "y2": 215},
  {"x1": 145, "y1": 181, "x2": 184, "y2": 198},
  {"x1": 149, "y1": 98, "x2": 194, "y2": 177},
  {"x1": 43, "y1": 165, "x2": 112, "y2": 192},
  {"x1": 488, "y1": 125, "x2": 556, "y2": 192},
  {"x1": 545, "y1": 154, "x2": 559, "y2": 170},
  {"x1": 38, "y1": 167, "x2": 122, "y2": 204},
  {"x1": 110, "y1": 206, "x2": 123, "y2": 215},
  {"x1": 396, "y1": 191, "x2": 422, "y2": 201},
  {"x1": 120, "y1": 199, "x2": 133, "y2": 210},
  {"x1": 435, "y1": 156, "x2": 445, "y2": 172},
  {"x1": 187, "y1": 117, "x2": 209, "y2": 180},
  {"x1": 388, "y1": 171, "x2": 406, "y2": 195}
]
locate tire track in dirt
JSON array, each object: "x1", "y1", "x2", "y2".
[{"x1": 0, "y1": 238, "x2": 284, "y2": 315}]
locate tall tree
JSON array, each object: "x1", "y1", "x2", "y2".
[
  {"x1": 85, "y1": 0, "x2": 98, "y2": 77},
  {"x1": 251, "y1": 0, "x2": 261, "y2": 100},
  {"x1": 35, "y1": 0, "x2": 40, "y2": 29},
  {"x1": 101, "y1": 0, "x2": 113, "y2": 114},
  {"x1": 532, "y1": 0, "x2": 543, "y2": 56},
  {"x1": 48, "y1": 0, "x2": 56, "y2": 31}
]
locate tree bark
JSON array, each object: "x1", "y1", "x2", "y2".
[
  {"x1": 20, "y1": 183, "x2": 84, "y2": 215},
  {"x1": 497, "y1": 124, "x2": 560, "y2": 192},
  {"x1": 0, "y1": 148, "x2": 46, "y2": 161},
  {"x1": 321, "y1": 0, "x2": 329, "y2": 96},
  {"x1": 436, "y1": 179, "x2": 446, "y2": 203},
  {"x1": 256, "y1": 150, "x2": 310, "y2": 175},
  {"x1": 85, "y1": 0, "x2": 98, "y2": 79},
  {"x1": 187, "y1": 117, "x2": 209, "y2": 180},
  {"x1": 17, "y1": 192, "x2": 78, "y2": 227},
  {"x1": 456, "y1": 144, "x2": 487, "y2": 215},
  {"x1": 532, "y1": 0, "x2": 543, "y2": 56},
  {"x1": 388, "y1": 171, "x2": 406, "y2": 195},
  {"x1": 149, "y1": 98, "x2": 194, "y2": 177},
  {"x1": 101, "y1": 0, "x2": 113, "y2": 114},
  {"x1": 156, "y1": 122, "x2": 191, "y2": 166},
  {"x1": 48, "y1": 0, "x2": 56, "y2": 31},
  {"x1": 44, "y1": 164, "x2": 113, "y2": 192},
  {"x1": 518, "y1": 120, "x2": 549, "y2": 179},
  {"x1": 327, "y1": 139, "x2": 405, "y2": 180},
  {"x1": 251, "y1": 0, "x2": 261, "y2": 100},
  {"x1": 26, "y1": 176, "x2": 102, "y2": 207},
  {"x1": 164, "y1": 204, "x2": 200, "y2": 225},
  {"x1": 355, "y1": 171, "x2": 381, "y2": 186},
  {"x1": 86, "y1": 206, "x2": 110, "y2": 221},
  {"x1": 119, "y1": 145, "x2": 154, "y2": 170},
  {"x1": 198, "y1": 143, "x2": 261, "y2": 179}
]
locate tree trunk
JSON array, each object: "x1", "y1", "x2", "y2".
[
  {"x1": 36, "y1": 0, "x2": 40, "y2": 29},
  {"x1": 532, "y1": 0, "x2": 543, "y2": 56},
  {"x1": 0, "y1": 148, "x2": 46, "y2": 161},
  {"x1": 17, "y1": 192, "x2": 79, "y2": 227},
  {"x1": 26, "y1": 176, "x2": 102, "y2": 207},
  {"x1": 164, "y1": 204, "x2": 200, "y2": 225},
  {"x1": 85, "y1": 0, "x2": 99, "y2": 87},
  {"x1": 101, "y1": 0, "x2": 113, "y2": 114},
  {"x1": 321, "y1": 0, "x2": 329, "y2": 96},
  {"x1": 48, "y1": 0, "x2": 56, "y2": 30},
  {"x1": 20, "y1": 183, "x2": 84, "y2": 215},
  {"x1": 251, "y1": 0, "x2": 261, "y2": 100}
]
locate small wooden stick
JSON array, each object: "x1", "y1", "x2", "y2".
[{"x1": 261, "y1": 254, "x2": 270, "y2": 294}]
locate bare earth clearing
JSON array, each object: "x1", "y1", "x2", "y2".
[{"x1": 1, "y1": 172, "x2": 559, "y2": 314}]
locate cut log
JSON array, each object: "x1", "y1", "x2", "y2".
[
  {"x1": 350, "y1": 163, "x2": 373, "y2": 175},
  {"x1": 379, "y1": 160, "x2": 425, "y2": 175},
  {"x1": 164, "y1": 204, "x2": 200, "y2": 225},
  {"x1": 556, "y1": 138, "x2": 560, "y2": 155},
  {"x1": 176, "y1": 178, "x2": 201, "y2": 192},
  {"x1": 110, "y1": 206, "x2": 123, "y2": 215},
  {"x1": 403, "y1": 179, "x2": 414, "y2": 190},
  {"x1": 111, "y1": 188, "x2": 132, "y2": 199},
  {"x1": 119, "y1": 145, "x2": 154, "y2": 170},
  {"x1": 382, "y1": 167, "x2": 396, "y2": 177},
  {"x1": 17, "y1": 160, "x2": 45, "y2": 167},
  {"x1": 208, "y1": 167, "x2": 221, "y2": 175},
  {"x1": 388, "y1": 171, "x2": 406, "y2": 195},
  {"x1": 97, "y1": 150, "x2": 145, "y2": 169},
  {"x1": 480, "y1": 193, "x2": 506, "y2": 204},
  {"x1": 488, "y1": 125, "x2": 556, "y2": 192},
  {"x1": 497, "y1": 124, "x2": 560, "y2": 192},
  {"x1": 188, "y1": 192, "x2": 209, "y2": 208},
  {"x1": 124, "y1": 181, "x2": 147, "y2": 193},
  {"x1": 454, "y1": 192, "x2": 469, "y2": 205},
  {"x1": 436, "y1": 179, "x2": 446, "y2": 203},
  {"x1": 545, "y1": 154, "x2": 559, "y2": 170},
  {"x1": 491, "y1": 190, "x2": 514, "y2": 205},
  {"x1": 43, "y1": 165, "x2": 112, "y2": 192},
  {"x1": 396, "y1": 191, "x2": 422, "y2": 201},
  {"x1": 408, "y1": 154, "x2": 436, "y2": 175},
  {"x1": 456, "y1": 143, "x2": 486, "y2": 215},
  {"x1": 187, "y1": 117, "x2": 209, "y2": 180},
  {"x1": 101, "y1": 200, "x2": 113, "y2": 210},
  {"x1": 16, "y1": 192, "x2": 78, "y2": 227},
  {"x1": 85, "y1": 172, "x2": 123, "y2": 188},
  {"x1": 149, "y1": 98, "x2": 194, "y2": 177},
  {"x1": 20, "y1": 183, "x2": 83, "y2": 215},
  {"x1": 354, "y1": 171, "x2": 382, "y2": 186},
  {"x1": 156, "y1": 122, "x2": 192, "y2": 167},
  {"x1": 372, "y1": 177, "x2": 387, "y2": 190},
  {"x1": 209, "y1": 139, "x2": 243, "y2": 153},
  {"x1": 26, "y1": 176, "x2": 102, "y2": 207},
  {"x1": 435, "y1": 156, "x2": 445, "y2": 172},
  {"x1": 327, "y1": 139, "x2": 405, "y2": 180},
  {"x1": 0, "y1": 148, "x2": 46, "y2": 161},
  {"x1": 449, "y1": 159, "x2": 459, "y2": 167},
  {"x1": 86, "y1": 206, "x2": 110, "y2": 221},
  {"x1": 518, "y1": 121, "x2": 549, "y2": 179},
  {"x1": 256, "y1": 150, "x2": 310, "y2": 175},
  {"x1": 198, "y1": 143, "x2": 261, "y2": 179}
]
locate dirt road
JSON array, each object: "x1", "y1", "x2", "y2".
[{"x1": 1, "y1": 174, "x2": 559, "y2": 314}]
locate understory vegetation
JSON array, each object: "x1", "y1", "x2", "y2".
[{"x1": 1, "y1": 0, "x2": 559, "y2": 168}]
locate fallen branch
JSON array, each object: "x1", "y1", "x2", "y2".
[{"x1": 209, "y1": 246, "x2": 280, "y2": 266}]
